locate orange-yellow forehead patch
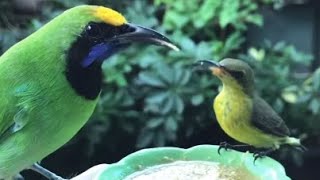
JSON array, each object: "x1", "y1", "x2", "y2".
[{"x1": 94, "y1": 6, "x2": 127, "y2": 26}]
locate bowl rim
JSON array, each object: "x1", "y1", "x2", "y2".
[{"x1": 96, "y1": 144, "x2": 290, "y2": 180}]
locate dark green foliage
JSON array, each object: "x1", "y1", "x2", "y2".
[{"x1": 0, "y1": 0, "x2": 318, "y2": 167}]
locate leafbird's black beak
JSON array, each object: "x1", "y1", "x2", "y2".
[
  {"x1": 110, "y1": 23, "x2": 179, "y2": 51},
  {"x1": 193, "y1": 60, "x2": 220, "y2": 72}
]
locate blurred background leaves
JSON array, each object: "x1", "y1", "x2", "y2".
[{"x1": 0, "y1": 0, "x2": 319, "y2": 179}]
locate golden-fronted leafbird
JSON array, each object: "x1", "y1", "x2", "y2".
[
  {"x1": 194, "y1": 58, "x2": 305, "y2": 160},
  {"x1": 0, "y1": 5, "x2": 178, "y2": 180}
]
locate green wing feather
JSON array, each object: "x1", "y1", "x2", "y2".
[
  {"x1": 0, "y1": 84, "x2": 36, "y2": 140},
  {"x1": 251, "y1": 95, "x2": 290, "y2": 137}
]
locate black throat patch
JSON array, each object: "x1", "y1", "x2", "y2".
[
  {"x1": 65, "y1": 22, "x2": 133, "y2": 100},
  {"x1": 65, "y1": 36, "x2": 103, "y2": 100},
  {"x1": 65, "y1": 22, "x2": 126, "y2": 100}
]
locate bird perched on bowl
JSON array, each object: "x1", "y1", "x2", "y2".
[
  {"x1": 193, "y1": 58, "x2": 306, "y2": 162},
  {"x1": 0, "y1": 5, "x2": 178, "y2": 180}
]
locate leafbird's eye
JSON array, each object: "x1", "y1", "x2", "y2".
[
  {"x1": 119, "y1": 24, "x2": 135, "y2": 34},
  {"x1": 86, "y1": 23, "x2": 102, "y2": 38}
]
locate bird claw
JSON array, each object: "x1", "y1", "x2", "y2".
[
  {"x1": 218, "y1": 142, "x2": 232, "y2": 155},
  {"x1": 253, "y1": 149, "x2": 274, "y2": 164},
  {"x1": 253, "y1": 152, "x2": 265, "y2": 164},
  {"x1": 218, "y1": 142, "x2": 252, "y2": 155}
]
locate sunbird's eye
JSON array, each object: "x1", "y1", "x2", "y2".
[
  {"x1": 86, "y1": 23, "x2": 102, "y2": 38},
  {"x1": 229, "y1": 70, "x2": 245, "y2": 79}
]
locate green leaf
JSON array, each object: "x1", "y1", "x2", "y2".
[
  {"x1": 281, "y1": 91, "x2": 298, "y2": 104},
  {"x1": 163, "y1": 11, "x2": 189, "y2": 30},
  {"x1": 125, "y1": 0, "x2": 158, "y2": 27},
  {"x1": 297, "y1": 94, "x2": 312, "y2": 103},
  {"x1": 146, "y1": 91, "x2": 170, "y2": 104},
  {"x1": 180, "y1": 70, "x2": 192, "y2": 86},
  {"x1": 165, "y1": 116, "x2": 178, "y2": 132},
  {"x1": 273, "y1": 98, "x2": 284, "y2": 113},
  {"x1": 312, "y1": 69, "x2": 320, "y2": 91},
  {"x1": 179, "y1": 36, "x2": 196, "y2": 52},
  {"x1": 137, "y1": 50, "x2": 162, "y2": 68},
  {"x1": 136, "y1": 130, "x2": 155, "y2": 148},
  {"x1": 154, "y1": 0, "x2": 172, "y2": 5},
  {"x1": 173, "y1": 94, "x2": 184, "y2": 113},
  {"x1": 146, "y1": 118, "x2": 164, "y2": 128},
  {"x1": 162, "y1": 96, "x2": 175, "y2": 114},
  {"x1": 158, "y1": 63, "x2": 174, "y2": 84},
  {"x1": 245, "y1": 14, "x2": 263, "y2": 26},
  {"x1": 173, "y1": 68, "x2": 183, "y2": 84},
  {"x1": 248, "y1": 48, "x2": 265, "y2": 61},
  {"x1": 138, "y1": 72, "x2": 166, "y2": 88},
  {"x1": 195, "y1": 42, "x2": 214, "y2": 59},
  {"x1": 191, "y1": 94, "x2": 204, "y2": 106},
  {"x1": 309, "y1": 99, "x2": 320, "y2": 114},
  {"x1": 104, "y1": 71, "x2": 127, "y2": 87},
  {"x1": 173, "y1": 68, "x2": 191, "y2": 85},
  {"x1": 166, "y1": 130, "x2": 177, "y2": 141},
  {"x1": 273, "y1": 41, "x2": 286, "y2": 51},
  {"x1": 224, "y1": 32, "x2": 245, "y2": 52},
  {"x1": 193, "y1": 0, "x2": 221, "y2": 28},
  {"x1": 219, "y1": 0, "x2": 239, "y2": 28}
]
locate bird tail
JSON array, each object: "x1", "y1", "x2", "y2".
[{"x1": 285, "y1": 137, "x2": 307, "y2": 152}]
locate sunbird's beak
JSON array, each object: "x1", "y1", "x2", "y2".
[
  {"x1": 193, "y1": 59, "x2": 219, "y2": 71},
  {"x1": 193, "y1": 60, "x2": 226, "y2": 76},
  {"x1": 108, "y1": 23, "x2": 179, "y2": 51}
]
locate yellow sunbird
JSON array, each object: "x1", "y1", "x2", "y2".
[{"x1": 194, "y1": 58, "x2": 306, "y2": 161}]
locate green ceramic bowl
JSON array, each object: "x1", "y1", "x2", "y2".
[{"x1": 96, "y1": 145, "x2": 290, "y2": 180}]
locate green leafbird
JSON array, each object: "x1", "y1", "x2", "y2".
[{"x1": 0, "y1": 5, "x2": 178, "y2": 180}]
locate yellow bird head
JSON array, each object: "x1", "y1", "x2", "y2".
[
  {"x1": 34, "y1": 5, "x2": 179, "y2": 67},
  {"x1": 194, "y1": 58, "x2": 255, "y2": 95}
]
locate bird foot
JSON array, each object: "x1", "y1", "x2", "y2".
[
  {"x1": 218, "y1": 142, "x2": 232, "y2": 154},
  {"x1": 30, "y1": 163, "x2": 67, "y2": 180},
  {"x1": 218, "y1": 142, "x2": 251, "y2": 155},
  {"x1": 253, "y1": 149, "x2": 274, "y2": 164}
]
